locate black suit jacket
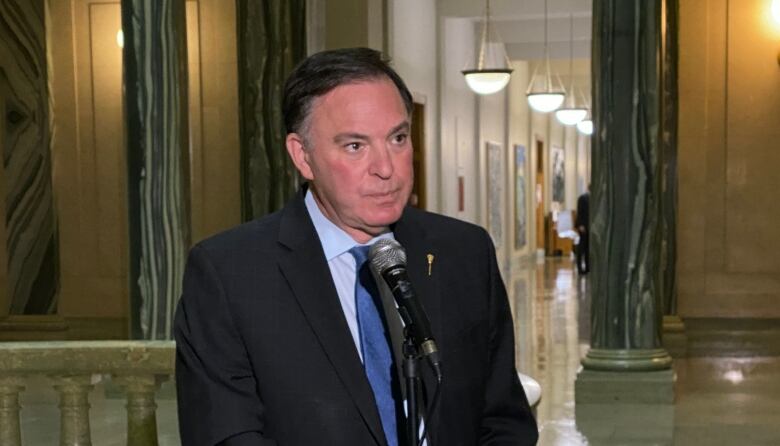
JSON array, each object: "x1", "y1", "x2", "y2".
[
  {"x1": 174, "y1": 190, "x2": 538, "y2": 445},
  {"x1": 575, "y1": 193, "x2": 589, "y2": 230}
]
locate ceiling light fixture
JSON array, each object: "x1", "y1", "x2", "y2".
[
  {"x1": 555, "y1": 12, "x2": 588, "y2": 125},
  {"x1": 577, "y1": 118, "x2": 593, "y2": 135},
  {"x1": 462, "y1": 0, "x2": 513, "y2": 95},
  {"x1": 526, "y1": 0, "x2": 565, "y2": 112}
]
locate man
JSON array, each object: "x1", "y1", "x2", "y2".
[
  {"x1": 575, "y1": 188, "x2": 590, "y2": 275},
  {"x1": 174, "y1": 48, "x2": 537, "y2": 445}
]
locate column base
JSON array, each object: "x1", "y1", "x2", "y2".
[
  {"x1": 575, "y1": 368, "x2": 675, "y2": 404},
  {"x1": 662, "y1": 315, "x2": 688, "y2": 358},
  {"x1": 575, "y1": 403, "x2": 675, "y2": 443},
  {"x1": 581, "y1": 348, "x2": 673, "y2": 371}
]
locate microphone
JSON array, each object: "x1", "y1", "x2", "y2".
[{"x1": 369, "y1": 239, "x2": 442, "y2": 377}]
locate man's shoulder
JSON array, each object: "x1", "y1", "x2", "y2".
[
  {"x1": 194, "y1": 209, "x2": 283, "y2": 258},
  {"x1": 401, "y1": 207, "x2": 489, "y2": 243}
]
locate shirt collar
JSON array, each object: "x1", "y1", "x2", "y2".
[{"x1": 305, "y1": 188, "x2": 394, "y2": 261}]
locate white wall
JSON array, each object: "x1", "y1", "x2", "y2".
[
  {"x1": 564, "y1": 125, "x2": 578, "y2": 209},
  {"x1": 389, "y1": 0, "x2": 440, "y2": 211},
  {"x1": 439, "y1": 17, "x2": 478, "y2": 223}
]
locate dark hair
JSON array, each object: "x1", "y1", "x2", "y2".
[{"x1": 282, "y1": 47, "x2": 414, "y2": 138}]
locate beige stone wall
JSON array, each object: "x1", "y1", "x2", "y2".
[
  {"x1": 49, "y1": 0, "x2": 127, "y2": 319},
  {"x1": 678, "y1": 0, "x2": 780, "y2": 317},
  {"x1": 48, "y1": 0, "x2": 239, "y2": 322}
]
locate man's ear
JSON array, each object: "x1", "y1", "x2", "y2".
[{"x1": 286, "y1": 133, "x2": 314, "y2": 180}]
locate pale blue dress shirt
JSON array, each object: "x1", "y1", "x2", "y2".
[
  {"x1": 304, "y1": 190, "x2": 395, "y2": 361},
  {"x1": 305, "y1": 190, "x2": 428, "y2": 444}
]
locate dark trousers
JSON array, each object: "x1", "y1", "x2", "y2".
[{"x1": 576, "y1": 231, "x2": 589, "y2": 274}]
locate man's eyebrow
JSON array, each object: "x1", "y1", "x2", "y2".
[
  {"x1": 387, "y1": 121, "x2": 410, "y2": 137},
  {"x1": 333, "y1": 132, "x2": 370, "y2": 144},
  {"x1": 332, "y1": 121, "x2": 410, "y2": 144}
]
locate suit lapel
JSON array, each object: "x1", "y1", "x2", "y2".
[
  {"x1": 277, "y1": 192, "x2": 387, "y2": 446},
  {"x1": 393, "y1": 208, "x2": 443, "y2": 443}
]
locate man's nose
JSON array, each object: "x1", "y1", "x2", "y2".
[{"x1": 368, "y1": 145, "x2": 394, "y2": 179}]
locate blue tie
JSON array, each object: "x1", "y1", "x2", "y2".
[{"x1": 349, "y1": 245, "x2": 398, "y2": 446}]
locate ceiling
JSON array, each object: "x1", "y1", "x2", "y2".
[{"x1": 439, "y1": 0, "x2": 593, "y2": 61}]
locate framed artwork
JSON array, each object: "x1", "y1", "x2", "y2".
[
  {"x1": 514, "y1": 144, "x2": 527, "y2": 250},
  {"x1": 551, "y1": 146, "x2": 565, "y2": 204},
  {"x1": 486, "y1": 141, "x2": 503, "y2": 248}
]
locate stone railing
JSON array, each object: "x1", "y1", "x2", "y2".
[{"x1": 0, "y1": 341, "x2": 174, "y2": 446}]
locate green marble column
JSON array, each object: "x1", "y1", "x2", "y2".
[
  {"x1": 583, "y1": 0, "x2": 672, "y2": 372},
  {"x1": 0, "y1": 0, "x2": 59, "y2": 316},
  {"x1": 659, "y1": 0, "x2": 687, "y2": 355},
  {"x1": 122, "y1": 0, "x2": 191, "y2": 340},
  {"x1": 236, "y1": 0, "x2": 306, "y2": 220}
]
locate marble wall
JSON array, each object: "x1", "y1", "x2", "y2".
[
  {"x1": 678, "y1": 0, "x2": 780, "y2": 317},
  {"x1": 0, "y1": 0, "x2": 59, "y2": 316},
  {"x1": 236, "y1": 0, "x2": 306, "y2": 220}
]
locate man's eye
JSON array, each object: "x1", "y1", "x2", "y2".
[
  {"x1": 393, "y1": 134, "x2": 408, "y2": 144},
  {"x1": 345, "y1": 142, "x2": 362, "y2": 151}
]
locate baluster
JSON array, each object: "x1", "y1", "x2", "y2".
[
  {"x1": 114, "y1": 374, "x2": 165, "y2": 446},
  {"x1": 52, "y1": 374, "x2": 95, "y2": 446},
  {"x1": 0, "y1": 375, "x2": 24, "y2": 446}
]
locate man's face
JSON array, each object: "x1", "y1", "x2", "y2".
[{"x1": 286, "y1": 78, "x2": 414, "y2": 243}]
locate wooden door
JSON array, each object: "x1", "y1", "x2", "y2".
[
  {"x1": 410, "y1": 102, "x2": 426, "y2": 209},
  {"x1": 535, "y1": 139, "x2": 545, "y2": 251}
]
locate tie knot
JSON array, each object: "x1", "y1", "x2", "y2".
[{"x1": 349, "y1": 245, "x2": 371, "y2": 269}]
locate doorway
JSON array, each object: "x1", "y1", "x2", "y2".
[
  {"x1": 535, "y1": 139, "x2": 545, "y2": 253},
  {"x1": 410, "y1": 102, "x2": 426, "y2": 209}
]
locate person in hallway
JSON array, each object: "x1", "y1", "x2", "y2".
[
  {"x1": 575, "y1": 187, "x2": 590, "y2": 275},
  {"x1": 173, "y1": 47, "x2": 537, "y2": 445}
]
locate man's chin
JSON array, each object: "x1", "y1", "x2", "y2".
[{"x1": 363, "y1": 208, "x2": 404, "y2": 229}]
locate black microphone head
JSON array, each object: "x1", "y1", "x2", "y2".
[{"x1": 368, "y1": 238, "x2": 407, "y2": 272}]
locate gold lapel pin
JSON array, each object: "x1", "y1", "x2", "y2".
[{"x1": 426, "y1": 253, "x2": 434, "y2": 276}]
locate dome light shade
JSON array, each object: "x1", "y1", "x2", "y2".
[
  {"x1": 463, "y1": 69, "x2": 513, "y2": 95},
  {"x1": 527, "y1": 93, "x2": 565, "y2": 113},
  {"x1": 555, "y1": 107, "x2": 588, "y2": 125},
  {"x1": 525, "y1": 0, "x2": 567, "y2": 113},
  {"x1": 462, "y1": 0, "x2": 512, "y2": 95},
  {"x1": 577, "y1": 119, "x2": 594, "y2": 135}
]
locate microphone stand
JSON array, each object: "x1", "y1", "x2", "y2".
[{"x1": 402, "y1": 330, "x2": 421, "y2": 446}]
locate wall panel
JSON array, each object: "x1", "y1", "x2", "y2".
[{"x1": 678, "y1": 0, "x2": 780, "y2": 317}]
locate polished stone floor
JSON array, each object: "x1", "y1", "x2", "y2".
[
  {"x1": 16, "y1": 257, "x2": 780, "y2": 444},
  {"x1": 511, "y1": 257, "x2": 780, "y2": 446}
]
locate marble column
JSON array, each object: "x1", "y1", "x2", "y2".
[
  {"x1": 236, "y1": 0, "x2": 307, "y2": 220},
  {"x1": 0, "y1": 0, "x2": 59, "y2": 317},
  {"x1": 576, "y1": 0, "x2": 674, "y2": 403},
  {"x1": 122, "y1": 0, "x2": 191, "y2": 340},
  {"x1": 659, "y1": 0, "x2": 687, "y2": 356}
]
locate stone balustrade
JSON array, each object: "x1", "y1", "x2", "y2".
[{"x1": 0, "y1": 341, "x2": 174, "y2": 446}]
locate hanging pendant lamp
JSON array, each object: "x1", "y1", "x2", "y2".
[
  {"x1": 462, "y1": 0, "x2": 513, "y2": 95},
  {"x1": 526, "y1": 0, "x2": 565, "y2": 112},
  {"x1": 555, "y1": 12, "x2": 588, "y2": 125},
  {"x1": 577, "y1": 118, "x2": 594, "y2": 135},
  {"x1": 576, "y1": 88, "x2": 594, "y2": 135}
]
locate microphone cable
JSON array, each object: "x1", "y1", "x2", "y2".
[{"x1": 416, "y1": 372, "x2": 442, "y2": 446}]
